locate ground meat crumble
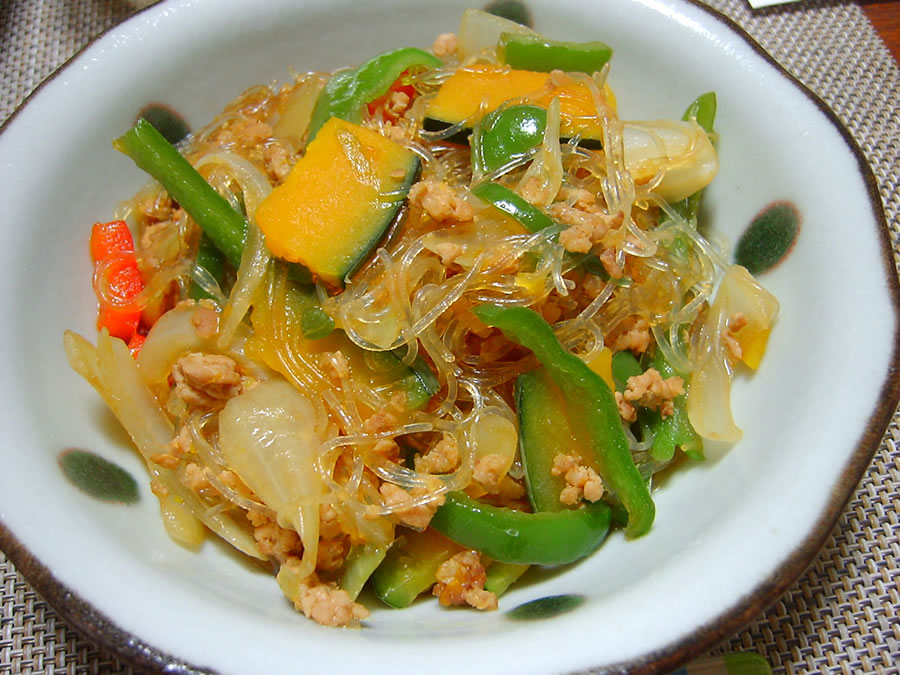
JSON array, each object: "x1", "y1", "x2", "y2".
[
  {"x1": 409, "y1": 179, "x2": 474, "y2": 224},
  {"x1": 433, "y1": 550, "x2": 497, "y2": 611},
  {"x1": 622, "y1": 368, "x2": 685, "y2": 419},
  {"x1": 722, "y1": 311, "x2": 748, "y2": 361},
  {"x1": 283, "y1": 563, "x2": 369, "y2": 627},
  {"x1": 378, "y1": 483, "x2": 445, "y2": 530},
  {"x1": 473, "y1": 453, "x2": 507, "y2": 493},
  {"x1": 551, "y1": 453, "x2": 604, "y2": 505},
  {"x1": 610, "y1": 316, "x2": 652, "y2": 355},
  {"x1": 171, "y1": 352, "x2": 243, "y2": 407},
  {"x1": 414, "y1": 433, "x2": 459, "y2": 474}
]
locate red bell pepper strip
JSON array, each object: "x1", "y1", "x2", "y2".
[
  {"x1": 127, "y1": 333, "x2": 146, "y2": 358},
  {"x1": 90, "y1": 220, "x2": 144, "y2": 342},
  {"x1": 366, "y1": 70, "x2": 417, "y2": 122}
]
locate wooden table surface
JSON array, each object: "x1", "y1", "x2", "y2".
[{"x1": 861, "y1": 1, "x2": 900, "y2": 62}]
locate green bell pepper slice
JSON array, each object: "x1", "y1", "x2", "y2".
[
  {"x1": 472, "y1": 181, "x2": 556, "y2": 233},
  {"x1": 307, "y1": 47, "x2": 442, "y2": 141},
  {"x1": 430, "y1": 492, "x2": 611, "y2": 565},
  {"x1": 472, "y1": 303, "x2": 655, "y2": 538},
  {"x1": 611, "y1": 349, "x2": 703, "y2": 462},
  {"x1": 500, "y1": 33, "x2": 613, "y2": 74},
  {"x1": 472, "y1": 104, "x2": 547, "y2": 175},
  {"x1": 611, "y1": 349, "x2": 643, "y2": 393},
  {"x1": 641, "y1": 350, "x2": 703, "y2": 462}
]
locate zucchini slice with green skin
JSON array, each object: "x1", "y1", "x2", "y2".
[
  {"x1": 371, "y1": 529, "x2": 462, "y2": 608},
  {"x1": 516, "y1": 367, "x2": 581, "y2": 512},
  {"x1": 484, "y1": 561, "x2": 530, "y2": 596}
]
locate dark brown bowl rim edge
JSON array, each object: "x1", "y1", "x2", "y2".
[{"x1": 0, "y1": 1, "x2": 897, "y2": 673}]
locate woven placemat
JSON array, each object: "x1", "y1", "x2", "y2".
[{"x1": 1, "y1": 0, "x2": 898, "y2": 672}]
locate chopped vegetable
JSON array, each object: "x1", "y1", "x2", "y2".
[
  {"x1": 372, "y1": 529, "x2": 462, "y2": 608},
  {"x1": 457, "y1": 7, "x2": 537, "y2": 60},
  {"x1": 307, "y1": 47, "x2": 441, "y2": 140},
  {"x1": 622, "y1": 119, "x2": 719, "y2": 203},
  {"x1": 89, "y1": 220, "x2": 144, "y2": 341},
  {"x1": 255, "y1": 117, "x2": 420, "y2": 286},
  {"x1": 472, "y1": 104, "x2": 547, "y2": 175},
  {"x1": 115, "y1": 119, "x2": 248, "y2": 269},
  {"x1": 516, "y1": 367, "x2": 587, "y2": 512},
  {"x1": 671, "y1": 92, "x2": 717, "y2": 223},
  {"x1": 483, "y1": 562, "x2": 530, "y2": 596},
  {"x1": 472, "y1": 181, "x2": 556, "y2": 232},
  {"x1": 424, "y1": 64, "x2": 612, "y2": 147},
  {"x1": 500, "y1": 33, "x2": 613, "y2": 74},
  {"x1": 641, "y1": 349, "x2": 703, "y2": 462},
  {"x1": 430, "y1": 491, "x2": 612, "y2": 565},
  {"x1": 473, "y1": 304, "x2": 655, "y2": 538}
]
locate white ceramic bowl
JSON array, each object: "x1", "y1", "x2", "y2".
[{"x1": 1, "y1": 0, "x2": 897, "y2": 672}]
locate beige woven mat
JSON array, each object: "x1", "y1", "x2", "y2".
[{"x1": 1, "y1": 0, "x2": 898, "y2": 672}]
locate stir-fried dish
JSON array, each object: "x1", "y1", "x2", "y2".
[{"x1": 65, "y1": 10, "x2": 779, "y2": 626}]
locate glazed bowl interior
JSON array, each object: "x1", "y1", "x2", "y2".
[{"x1": 0, "y1": 0, "x2": 895, "y2": 672}]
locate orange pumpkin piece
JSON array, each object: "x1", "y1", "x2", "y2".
[{"x1": 256, "y1": 117, "x2": 419, "y2": 286}]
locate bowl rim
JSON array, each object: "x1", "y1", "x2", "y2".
[{"x1": 1, "y1": 0, "x2": 898, "y2": 672}]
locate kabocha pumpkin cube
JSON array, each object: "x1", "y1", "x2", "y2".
[{"x1": 256, "y1": 117, "x2": 419, "y2": 286}]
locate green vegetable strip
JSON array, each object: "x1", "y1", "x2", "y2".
[
  {"x1": 114, "y1": 118, "x2": 248, "y2": 269},
  {"x1": 115, "y1": 119, "x2": 330, "y2": 338},
  {"x1": 430, "y1": 491, "x2": 611, "y2": 565},
  {"x1": 189, "y1": 233, "x2": 226, "y2": 301},
  {"x1": 500, "y1": 33, "x2": 613, "y2": 74},
  {"x1": 683, "y1": 91, "x2": 717, "y2": 134},
  {"x1": 395, "y1": 348, "x2": 441, "y2": 409},
  {"x1": 308, "y1": 47, "x2": 442, "y2": 141},
  {"x1": 371, "y1": 529, "x2": 460, "y2": 608},
  {"x1": 611, "y1": 349, "x2": 642, "y2": 393},
  {"x1": 283, "y1": 283, "x2": 335, "y2": 341},
  {"x1": 472, "y1": 182, "x2": 556, "y2": 232},
  {"x1": 672, "y1": 92, "x2": 716, "y2": 224},
  {"x1": 473, "y1": 304, "x2": 655, "y2": 538},
  {"x1": 515, "y1": 368, "x2": 580, "y2": 513},
  {"x1": 641, "y1": 350, "x2": 703, "y2": 462},
  {"x1": 484, "y1": 562, "x2": 530, "y2": 596}
]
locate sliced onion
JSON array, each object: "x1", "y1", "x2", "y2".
[
  {"x1": 217, "y1": 220, "x2": 271, "y2": 349},
  {"x1": 687, "y1": 265, "x2": 778, "y2": 442},
  {"x1": 219, "y1": 378, "x2": 326, "y2": 578},
  {"x1": 623, "y1": 120, "x2": 719, "y2": 203},
  {"x1": 137, "y1": 304, "x2": 218, "y2": 387},
  {"x1": 516, "y1": 96, "x2": 563, "y2": 207}
]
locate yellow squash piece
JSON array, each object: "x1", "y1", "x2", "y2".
[
  {"x1": 256, "y1": 116, "x2": 420, "y2": 286},
  {"x1": 424, "y1": 64, "x2": 617, "y2": 144},
  {"x1": 585, "y1": 346, "x2": 615, "y2": 391}
]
